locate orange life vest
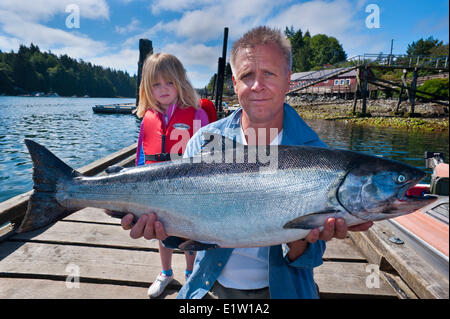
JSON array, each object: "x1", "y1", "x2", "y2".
[{"x1": 142, "y1": 107, "x2": 196, "y2": 164}]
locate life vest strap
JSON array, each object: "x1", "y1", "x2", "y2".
[{"x1": 145, "y1": 153, "x2": 180, "y2": 162}]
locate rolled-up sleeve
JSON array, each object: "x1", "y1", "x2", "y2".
[{"x1": 282, "y1": 240, "x2": 326, "y2": 269}]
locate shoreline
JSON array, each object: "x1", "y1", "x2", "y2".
[{"x1": 288, "y1": 97, "x2": 449, "y2": 132}]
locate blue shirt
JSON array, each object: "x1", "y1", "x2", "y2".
[{"x1": 166, "y1": 103, "x2": 327, "y2": 299}]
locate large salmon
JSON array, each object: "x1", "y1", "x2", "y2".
[{"x1": 18, "y1": 135, "x2": 435, "y2": 250}]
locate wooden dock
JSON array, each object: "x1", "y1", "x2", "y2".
[
  {"x1": 0, "y1": 145, "x2": 448, "y2": 299},
  {"x1": 0, "y1": 207, "x2": 396, "y2": 299}
]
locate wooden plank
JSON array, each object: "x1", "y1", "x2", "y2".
[
  {"x1": 0, "y1": 241, "x2": 186, "y2": 294},
  {"x1": 1, "y1": 241, "x2": 394, "y2": 299},
  {"x1": 0, "y1": 278, "x2": 178, "y2": 299},
  {"x1": 11, "y1": 219, "x2": 161, "y2": 251},
  {"x1": 0, "y1": 222, "x2": 13, "y2": 238},
  {"x1": 63, "y1": 207, "x2": 122, "y2": 224},
  {"x1": 75, "y1": 144, "x2": 136, "y2": 176},
  {"x1": 323, "y1": 237, "x2": 366, "y2": 261},
  {"x1": 0, "y1": 191, "x2": 33, "y2": 229},
  {"x1": 315, "y1": 261, "x2": 397, "y2": 298},
  {"x1": 349, "y1": 221, "x2": 449, "y2": 299}
]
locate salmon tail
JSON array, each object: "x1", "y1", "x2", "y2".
[{"x1": 17, "y1": 139, "x2": 81, "y2": 232}]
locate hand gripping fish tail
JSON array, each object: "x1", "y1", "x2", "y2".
[{"x1": 19, "y1": 139, "x2": 81, "y2": 232}]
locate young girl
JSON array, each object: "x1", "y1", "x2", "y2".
[{"x1": 135, "y1": 53, "x2": 209, "y2": 298}]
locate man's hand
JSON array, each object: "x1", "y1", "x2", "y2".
[
  {"x1": 286, "y1": 218, "x2": 373, "y2": 261},
  {"x1": 121, "y1": 213, "x2": 169, "y2": 241}
]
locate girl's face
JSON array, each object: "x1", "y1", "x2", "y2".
[{"x1": 151, "y1": 74, "x2": 178, "y2": 109}]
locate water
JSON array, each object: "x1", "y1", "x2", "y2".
[
  {"x1": 0, "y1": 96, "x2": 140, "y2": 202},
  {"x1": 305, "y1": 119, "x2": 449, "y2": 181},
  {"x1": 0, "y1": 96, "x2": 448, "y2": 203}
]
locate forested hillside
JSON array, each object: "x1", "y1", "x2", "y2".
[{"x1": 0, "y1": 44, "x2": 136, "y2": 97}]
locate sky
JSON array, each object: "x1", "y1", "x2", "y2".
[{"x1": 0, "y1": 0, "x2": 448, "y2": 88}]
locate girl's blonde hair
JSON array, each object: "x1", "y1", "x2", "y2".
[{"x1": 136, "y1": 53, "x2": 200, "y2": 117}]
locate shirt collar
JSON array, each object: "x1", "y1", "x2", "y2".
[{"x1": 223, "y1": 103, "x2": 317, "y2": 146}]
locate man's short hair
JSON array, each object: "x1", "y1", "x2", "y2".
[{"x1": 230, "y1": 26, "x2": 292, "y2": 75}]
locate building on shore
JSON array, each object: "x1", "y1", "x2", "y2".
[{"x1": 289, "y1": 67, "x2": 376, "y2": 97}]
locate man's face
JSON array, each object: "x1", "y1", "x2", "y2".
[{"x1": 232, "y1": 43, "x2": 291, "y2": 126}]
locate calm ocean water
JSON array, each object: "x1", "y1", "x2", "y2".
[
  {"x1": 0, "y1": 96, "x2": 448, "y2": 203},
  {"x1": 0, "y1": 96, "x2": 139, "y2": 202},
  {"x1": 306, "y1": 119, "x2": 449, "y2": 177}
]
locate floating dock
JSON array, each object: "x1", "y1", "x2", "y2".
[{"x1": 92, "y1": 103, "x2": 136, "y2": 114}]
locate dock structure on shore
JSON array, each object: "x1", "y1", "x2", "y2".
[
  {"x1": 0, "y1": 145, "x2": 448, "y2": 299},
  {"x1": 288, "y1": 53, "x2": 449, "y2": 116}
]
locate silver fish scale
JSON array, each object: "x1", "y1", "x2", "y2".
[
  {"x1": 21, "y1": 138, "x2": 433, "y2": 244},
  {"x1": 59, "y1": 146, "x2": 355, "y2": 247}
]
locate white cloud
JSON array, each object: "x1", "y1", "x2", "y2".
[
  {"x1": 121, "y1": 21, "x2": 165, "y2": 49},
  {"x1": 0, "y1": 0, "x2": 403, "y2": 88},
  {"x1": 0, "y1": 34, "x2": 22, "y2": 52},
  {"x1": 265, "y1": 0, "x2": 382, "y2": 57},
  {"x1": 0, "y1": 0, "x2": 109, "y2": 21},
  {"x1": 115, "y1": 18, "x2": 141, "y2": 34},
  {"x1": 267, "y1": 0, "x2": 357, "y2": 38},
  {"x1": 0, "y1": 0, "x2": 110, "y2": 58},
  {"x1": 186, "y1": 70, "x2": 215, "y2": 88},
  {"x1": 89, "y1": 49, "x2": 139, "y2": 75},
  {"x1": 0, "y1": 10, "x2": 107, "y2": 59},
  {"x1": 159, "y1": 42, "x2": 221, "y2": 69},
  {"x1": 150, "y1": 0, "x2": 214, "y2": 15},
  {"x1": 147, "y1": 0, "x2": 281, "y2": 42}
]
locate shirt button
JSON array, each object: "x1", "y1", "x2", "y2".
[
  {"x1": 205, "y1": 281, "x2": 210, "y2": 286},
  {"x1": 218, "y1": 262, "x2": 222, "y2": 267}
]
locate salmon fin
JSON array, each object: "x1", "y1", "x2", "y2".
[
  {"x1": 178, "y1": 240, "x2": 219, "y2": 251},
  {"x1": 18, "y1": 139, "x2": 81, "y2": 232},
  {"x1": 283, "y1": 209, "x2": 340, "y2": 229},
  {"x1": 105, "y1": 165, "x2": 125, "y2": 174},
  {"x1": 201, "y1": 132, "x2": 243, "y2": 152}
]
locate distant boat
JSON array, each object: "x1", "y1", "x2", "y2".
[{"x1": 92, "y1": 103, "x2": 136, "y2": 114}]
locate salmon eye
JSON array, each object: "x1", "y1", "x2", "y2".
[{"x1": 397, "y1": 175, "x2": 406, "y2": 183}]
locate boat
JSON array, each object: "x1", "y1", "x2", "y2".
[
  {"x1": 92, "y1": 103, "x2": 136, "y2": 114},
  {"x1": 388, "y1": 151, "x2": 449, "y2": 279},
  {"x1": 0, "y1": 144, "x2": 448, "y2": 298}
]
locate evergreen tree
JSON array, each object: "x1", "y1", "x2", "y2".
[
  {"x1": 283, "y1": 27, "x2": 346, "y2": 72},
  {"x1": 309, "y1": 34, "x2": 347, "y2": 67},
  {"x1": 407, "y1": 37, "x2": 443, "y2": 56},
  {"x1": 0, "y1": 44, "x2": 136, "y2": 97}
]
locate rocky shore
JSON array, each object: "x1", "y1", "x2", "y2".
[{"x1": 286, "y1": 96, "x2": 449, "y2": 131}]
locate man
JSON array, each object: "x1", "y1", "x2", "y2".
[{"x1": 121, "y1": 26, "x2": 372, "y2": 299}]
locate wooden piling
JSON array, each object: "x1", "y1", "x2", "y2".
[
  {"x1": 136, "y1": 39, "x2": 153, "y2": 107},
  {"x1": 214, "y1": 27, "x2": 228, "y2": 113},
  {"x1": 395, "y1": 69, "x2": 407, "y2": 114},
  {"x1": 352, "y1": 68, "x2": 361, "y2": 114},
  {"x1": 361, "y1": 65, "x2": 369, "y2": 115},
  {"x1": 408, "y1": 68, "x2": 418, "y2": 116}
]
